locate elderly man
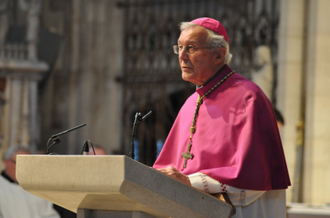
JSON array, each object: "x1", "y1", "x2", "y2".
[
  {"x1": 88, "y1": 144, "x2": 107, "y2": 155},
  {"x1": 153, "y1": 17, "x2": 290, "y2": 217},
  {"x1": 0, "y1": 145, "x2": 60, "y2": 218}
]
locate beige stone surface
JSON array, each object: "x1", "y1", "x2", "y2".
[
  {"x1": 16, "y1": 155, "x2": 232, "y2": 218},
  {"x1": 277, "y1": 0, "x2": 306, "y2": 203},
  {"x1": 278, "y1": 0, "x2": 330, "y2": 205},
  {"x1": 303, "y1": 0, "x2": 330, "y2": 205}
]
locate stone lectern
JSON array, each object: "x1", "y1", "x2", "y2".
[{"x1": 16, "y1": 155, "x2": 233, "y2": 218}]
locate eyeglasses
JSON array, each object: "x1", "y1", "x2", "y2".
[{"x1": 173, "y1": 45, "x2": 213, "y2": 55}]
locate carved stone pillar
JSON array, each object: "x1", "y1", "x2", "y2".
[{"x1": 0, "y1": 0, "x2": 48, "y2": 167}]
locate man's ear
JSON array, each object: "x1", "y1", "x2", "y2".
[
  {"x1": 215, "y1": 47, "x2": 226, "y2": 64},
  {"x1": 4, "y1": 159, "x2": 10, "y2": 168}
]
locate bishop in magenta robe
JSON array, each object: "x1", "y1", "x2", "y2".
[{"x1": 153, "y1": 17, "x2": 290, "y2": 218}]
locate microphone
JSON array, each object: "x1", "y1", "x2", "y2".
[
  {"x1": 142, "y1": 111, "x2": 152, "y2": 121},
  {"x1": 82, "y1": 140, "x2": 90, "y2": 155},
  {"x1": 81, "y1": 140, "x2": 95, "y2": 155},
  {"x1": 129, "y1": 111, "x2": 152, "y2": 160},
  {"x1": 50, "y1": 123, "x2": 86, "y2": 140},
  {"x1": 46, "y1": 123, "x2": 87, "y2": 154}
]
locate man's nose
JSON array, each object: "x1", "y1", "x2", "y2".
[{"x1": 179, "y1": 48, "x2": 188, "y2": 60}]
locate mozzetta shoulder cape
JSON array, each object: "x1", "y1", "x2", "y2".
[{"x1": 153, "y1": 65, "x2": 291, "y2": 191}]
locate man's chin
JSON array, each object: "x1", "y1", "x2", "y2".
[
  {"x1": 181, "y1": 72, "x2": 189, "y2": 80},
  {"x1": 181, "y1": 73, "x2": 194, "y2": 83}
]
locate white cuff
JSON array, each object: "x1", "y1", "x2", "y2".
[{"x1": 188, "y1": 172, "x2": 265, "y2": 206}]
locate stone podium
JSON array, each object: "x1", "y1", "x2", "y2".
[{"x1": 16, "y1": 155, "x2": 233, "y2": 218}]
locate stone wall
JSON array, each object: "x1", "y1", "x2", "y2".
[
  {"x1": 278, "y1": 0, "x2": 330, "y2": 204},
  {"x1": 39, "y1": 0, "x2": 123, "y2": 154}
]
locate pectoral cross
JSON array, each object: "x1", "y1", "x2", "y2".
[
  {"x1": 180, "y1": 71, "x2": 234, "y2": 172},
  {"x1": 181, "y1": 142, "x2": 194, "y2": 170}
]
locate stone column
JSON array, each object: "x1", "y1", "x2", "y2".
[
  {"x1": 0, "y1": 70, "x2": 46, "y2": 153},
  {"x1": 303, "y1": 0, "x2": 330, "y2": 204},
  {"x1": 278, "y1": 0, "x2": 330, "y2": 205},
  {"x1": 0, "y1": 0, "x2": 47, "y2": 168},
  {"x1": 277, "y1": 0, "x2": 305, "y2": 203},
  {"x1": 66, "y1": 0, "x2": 124, "y2": 155}
]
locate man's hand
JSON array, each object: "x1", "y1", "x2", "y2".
[{"x1": 157, "y1": 166, "x2": 191, "y2": 186}]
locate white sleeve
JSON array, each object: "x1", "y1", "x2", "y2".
[
  {"x1": 42, "y1": 202, "x2": 60, "y2": 218},
  {"x1": 188, "y1": 172, "x2": 265, "y2": 206}
]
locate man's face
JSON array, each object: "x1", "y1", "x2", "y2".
[
  {"x1": 89, "y1": 147, "x2": 106, "y2": 155},
  {"x1": 5, "y1": 150, "x2": 30, "y2": 182},
  {"x1": 177, "y1": 26, "x2": 220, "y2": 86}
]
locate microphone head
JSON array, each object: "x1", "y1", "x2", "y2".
[{"x1": 82, "y1": 141, "x2": 89, "y2": 155}]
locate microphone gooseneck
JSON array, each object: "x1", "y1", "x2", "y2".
[
  {"x1": 129, "y1": 111, "x2": 152, "y2": 160},
  {"x1": 46, "y1": 123, "x2": 87, "y2": 154}
]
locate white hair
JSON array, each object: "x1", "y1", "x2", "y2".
[
  {"x1": 3, "y1": 145, "x2": 30, "y2": 161},
  {"x1": 179, "y1": 22, "x2": 232, "y2": 64}
]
